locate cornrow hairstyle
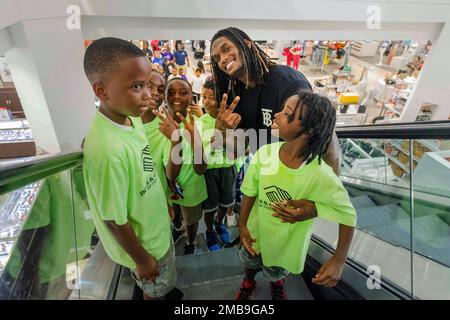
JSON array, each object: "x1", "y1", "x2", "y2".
[
  {"x1": 289, "y1": 90, "x2": 336, "y2": 165},
  {"x1": 83, "y1": 37, "x2": 146, "y2": 82},
  {"x1": 210, "y1": 27, "x2": 275, "y2": 104}
]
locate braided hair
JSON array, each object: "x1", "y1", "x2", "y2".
[
  {"x1": 210, "y1": 27, "x2": 275, "y2": 104},
  {"x1": 290, "y1": 90, "x2": 336, "y2": 165}
]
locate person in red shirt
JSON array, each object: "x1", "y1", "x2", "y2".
[
  {"x1": 290, "y1": 42, "x2": 302, "y2": 70},
  {"x1": 282, "y1": 47, "x2": 293, "y2": 67},
  {"x1": 151, "y1": 40, "x2": 160, "y2": 52}
]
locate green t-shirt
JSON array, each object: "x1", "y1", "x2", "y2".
[
  {"x1": 241, "y1": 142, "x2": 357, "y2": 274},
  {"x1": 162, "y1": 117, "x2": 207, "y2": 207},
  {"x1": 83, "y1": 112, "x2": 171, "y2": 268},
  {"x1": 198, "y1": 113, "x2": 235, "y2": 169},
  {"x1": 143, "y1": 119, "x2": 171, "y2": 200}
]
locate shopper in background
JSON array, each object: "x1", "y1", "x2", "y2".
[
  {"x1": 191, "y1": 68, "x2": 205, "y2": 104},
  {"x1": 290, "y1": 41, "x2": 302, "y2": 70},
  {"x1": 236, "y1": 90, "x2": 356, "y2": 300},
  {"x1": 178, "y1": 68, "x2": 188, "y2": 81},
  {"x1": 173, "y1": 41, "x2": 190, "y2": 75},
  {"x1": 197, "y1": 60, "x2": 206, "y2": 74},
  {"x1": 82, "y1": 37, "x2": 180, "y2": 300},
  {"x1": 141, "y1": 40, "x2": 153, "y2": 60},
  {"x1": 162, "y1": 57, "x2": 175, "y2": 79},
  {"x1": 168, "y1": 67, "x2": 180, "y2": 81},
  {"x1": 151, "y1": 40, "x2": 160, "y2": 52},
  {"x1": 162, "y1": 43, "x2": 174, "y2": 62},
  {"x1": 282, "y1": 46, "x2": 293, "y2": 67},
  {"x1": 152, "y1": 50, "x2": 164, "y2": 66}
]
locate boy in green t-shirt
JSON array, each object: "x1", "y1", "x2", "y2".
[
  {"x1": 153, "y1": 78, "x2": 208, "y2": 255},
  {"x1": 236, "y1": 90, "x2": 357, "y2": 300},
  {"x1": 82, "y1": 38, "x2": 180, "y2": 300},
  {"x1": 198, "y1": 77, "x2": 239, "y2": 251}
]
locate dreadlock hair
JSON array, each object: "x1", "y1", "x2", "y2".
[
  {"x1": 210, "y1": 27, "x2": 276, "y2": 104},
  {"x1": 83, "y1": 37, "x2": 146, "y2": 83},
  {"x1": 289, "y1": 90, "x2": 336, "y2": 165}
]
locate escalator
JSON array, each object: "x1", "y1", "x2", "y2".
[{"x1": 0, "y1": 120, "x2": 449, "y2": 300}]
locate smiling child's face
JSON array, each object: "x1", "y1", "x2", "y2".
[
  {"x1": 272, "y1": 95, "x2": 307, "y2": 141},
  {"x1": 166, "y1": 79, "x2": 192, "y2": 121}
]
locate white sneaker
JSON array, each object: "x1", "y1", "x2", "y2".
[{"x1": 226, "y1": 213, "x2": 238, "y2": 228}]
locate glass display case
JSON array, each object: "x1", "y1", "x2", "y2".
[{"x1": 0, "y1": 119, "x2": 36, "y2": 158}]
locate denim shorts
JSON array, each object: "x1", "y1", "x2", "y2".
[
  {"x1": 131, "y1": 241, "x2": 176, "y2": 298},
  {"x1": 202, "y1": 166, "x2": 237, "y2": 213},
  {"x1": 238, "y1": 245, "x2": 289, "y2": 282}
]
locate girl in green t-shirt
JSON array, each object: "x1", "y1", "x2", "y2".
[
  {"x1": 153, "y1": 78, "x2": 208, "y2": 255},
  {"x1": 236, "y1": 90, "x2": 356, "y2": 300}
]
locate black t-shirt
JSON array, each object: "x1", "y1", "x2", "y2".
[
  {"x1": 234, "y1": 65, "x2": 311, "y2": 130},
  {"x1": 232, "y1": 65, "x2": 312, "y2": 150}
]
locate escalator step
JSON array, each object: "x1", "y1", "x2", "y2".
[
  {"x1": 175, "y1": 247, "x2": 243, "y2": 289},
  {"x1": 180, "y1": 272, "x2": 314, "y2": 300}
]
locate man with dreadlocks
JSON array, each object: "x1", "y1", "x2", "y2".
[
  {"x1": 235, "y1": 90, "x2": 356, "y2": 300},
  {"x1": 210, "y1": 27, "x2": 342, "y2": 224}
]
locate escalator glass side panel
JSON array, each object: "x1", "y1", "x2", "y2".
[
  {"x1": 0, "y1": 166, "x2": 110, "y2": 300},
  {"x1": 411, "y1": 138, "x2": 450, "y2": 299},
  {"x1": 316, "y1": 137, "x2": 450, "y2": 299}
]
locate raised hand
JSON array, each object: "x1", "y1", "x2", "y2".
[
  {"x1": 153, "y1": 109, "x2": 180, "y2": 142},
  {"x1": 176, "y1": 111, "x2": 200, "y2": 146},
  {"x1": 215, "y1": 94, "x2": 241, "y2": 131},
  {"x1": 188, "y1": 104, "x2": 204, "y2": 118}
]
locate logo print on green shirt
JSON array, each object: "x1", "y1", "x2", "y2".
[
  {"x1": 141, "y1": 145, "x2": 155, "y2": 172},
  {"x1": 264, "y1": 185, "x2": 292, "y2": 203}
]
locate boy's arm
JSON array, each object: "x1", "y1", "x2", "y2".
[
  {"x1": 312, "y1": 224, "x2": 354, "y2": 287},
  {"x1": 237, "y1": 195, "x2": 258, "y2": 256},
  {"x1": 166, "y1": 141, "x2": 183, "y2": 181},
  {"x1": 105, "y1": 221, "x2": 159, "y2": 282},
  {"x1": 323, "y1": 132, "x2": 342, "y2": 176},
  {"x1": 186, "y1": 52, "x2": 190, "y2": 67}
]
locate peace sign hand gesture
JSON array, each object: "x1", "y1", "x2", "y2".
[
  {"x1": 176, "y1": 112, "x2": 201, "y2": 146},
  {"x1": 215, "y1": 94, "x2": 241, "y2": 132},
  {"x1": 152, "y1": 109, "x2": 180, "y2": 142}
]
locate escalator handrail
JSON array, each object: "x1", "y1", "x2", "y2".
[
  {"x1": 0, "y1": 152, "x2": 82, "y2": 195},
  {"x1": 336, "y1": 120, "x2": 450, "y2": 139}
]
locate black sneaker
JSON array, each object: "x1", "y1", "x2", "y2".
[
  {"x1": 183, "y1": 242, "x2": 197, "y2": 255},
  {"x1": 164, "y1": 287, "x2": 184, "y2": 301},
  {"x1": 172, "y1": 225, "x2": 186, "y2": 245},
  {"x1": 223, "y1": 236, "x2": 240, "y2": 249}
]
